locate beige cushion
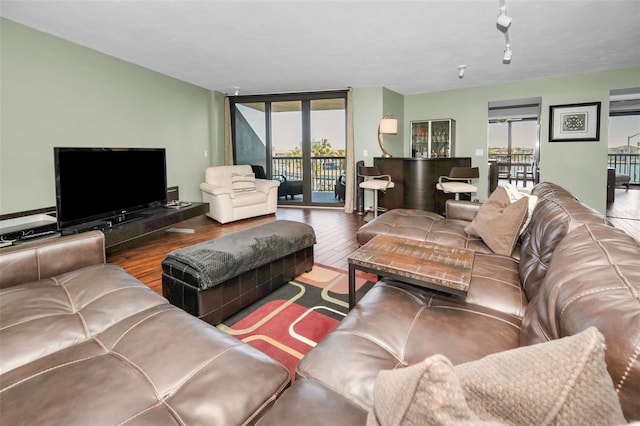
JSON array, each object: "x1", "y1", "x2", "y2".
[
  {"x1": 464, "y1": 187, "x2": 528, "y2": 255},
  {"x1": 231, "y1": 173, "x2": 256, "y2": 192},
  {"x1": 367, "y1": 327, "x2": 626, "y2": 426},
  {"x1": 503, "y1": 183, "x2": 538, "y2": 235}
]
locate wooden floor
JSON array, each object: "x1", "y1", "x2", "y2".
[
  {"x1": 108, "y1": 189, "x2": 640, "y2": 295},
  {"x1": 107, "y1": 207, "x2": 367, "y2": 294},
  {"x1": 606, "y1": 186, "x2": 640, "y2": 243}
]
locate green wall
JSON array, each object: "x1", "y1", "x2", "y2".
[
  {"x1": 404, "y1": 67, "x2": 640, "y2": 213},
  {"x1": 2, "y1": 17, "x2": 638, "y2": 217},
  {"x1": 0, "y1": 18, "x2": 215, "y2": 215}
]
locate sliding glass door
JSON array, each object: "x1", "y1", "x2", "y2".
[{"x1": 231, "y1": 91, "x2": 347, "y2": 207}]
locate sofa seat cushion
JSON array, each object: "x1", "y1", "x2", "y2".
[
  {"x1": 0, "y1": 266, "x2": 291, "y2": 425},
  {"x1": 256, "y1": 378, "x2": 368, "y2": 426},
  {"x1": 356, "y1": 208, "x2": 494, "y2": 254},
  {"x1": 0, "y1": 264, "x2": 167, "y2": 374},
  {"x1": 462, "y1": 252, "x2": 527, "y2": 318},
  {"x1": 296, "y1": 280, "x2": 521, "y2": 410},
  {"x1": 520, "y1": 222, "x2": 640, "y2": 421},
  {"x1": 230, "y1": 189, "x2": 268, "y2": 206}
]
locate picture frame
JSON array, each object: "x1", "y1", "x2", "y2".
[{"x1": 549, "y1": 102, "x2": 601, "y2": 142}]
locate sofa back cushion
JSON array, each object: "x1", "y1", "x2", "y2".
[
  {"x1": 205, "y1": 165, "x2": 254, "y2": 188},
  {"x1": 519, "y1": 222, "x2": 640, "y2": 421},
  {"x1": 518, "y1": 182, "x2": 607, "y2": 300}
]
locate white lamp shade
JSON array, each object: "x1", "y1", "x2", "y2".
[{"x1": 379, "y1": 118, "x2": 398, "y2": 135}]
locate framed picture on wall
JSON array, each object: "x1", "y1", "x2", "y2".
[{"x1": 549, "y1": 102, "x2": 601, "y2": 142}]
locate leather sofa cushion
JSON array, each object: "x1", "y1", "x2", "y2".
[
  {"x1": 519, "y1": 222, "x2": 640, "y2": 421},
  {"x1": 256, "y1": 378, "x2": 368, "y2": 425},
  {"x1": 0, "y1": 264, "x2": 167, "y2": 374},
  {"x1": 0, "y1": 264, "x2": 291, "y2": 425},
  {"x1": 356, "y1": 208, "x2": 494, "y2": 254},
  {"x1": 518, "y1": 183, "x2": 607, "y2": 301},
  {"x1": 462, "y1": 252, "x2": 527, "y2": 318},
  {"x1": 296, "y1": 280, "x2": 521, "y2": 410},
  {"x1": 231, "y1": 189, "x2": 267, "y2": 206}
]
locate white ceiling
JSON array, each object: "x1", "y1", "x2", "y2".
[{"x1": 1, "y1": 0, "x2": 639, "y2": 96}]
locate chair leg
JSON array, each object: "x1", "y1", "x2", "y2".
[{"x1": 373, "y1": 190, "x2": 379, "y2": 218}]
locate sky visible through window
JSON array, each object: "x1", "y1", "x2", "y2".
[
  {"x1": 238, "y1": 105, "x2": 345, "y2": 152},
  {"x1": 609, "y1": 115, "x2": 640, "y2": 151}
]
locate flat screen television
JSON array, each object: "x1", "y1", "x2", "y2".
[{"x1": 54, "y1": 147, "x2": 167, "y2": 231}]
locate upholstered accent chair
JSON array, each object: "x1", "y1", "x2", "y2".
[
  {"x1": 200, "y1": 165, "x2": 280, "y2": 224},
  {"x1": 436, "y1": 166, "x2": 479, "y2": 200}
]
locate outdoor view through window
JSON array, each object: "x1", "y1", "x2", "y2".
[{"x1": 234, "y1": 97, "x2": 346, "y2": 205}]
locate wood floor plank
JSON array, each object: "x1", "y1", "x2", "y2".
[
  {"x1": 107, "y1": 208, "x2": 366, "y2": 294},
  {"x1": 108, "y1": 188, "x2": 639, "y2": 296}
]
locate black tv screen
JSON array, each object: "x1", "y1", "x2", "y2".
[{"x1": 54, "y1": 147, "x2": 167, "y2": 229}]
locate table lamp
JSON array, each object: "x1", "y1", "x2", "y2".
[{"x1": 378, "y1": 115, "x2": 398, "y2": 158}]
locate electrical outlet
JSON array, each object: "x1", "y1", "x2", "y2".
[
  {"x1": 204, "y1": 150, "x2": 208, "y2": 157},
  {"x1": 363, "y1": 150, "x2": 368, "y2": 157},
  {"x1": 475, "y1": 149, "x2": 484, "y2": 156}
]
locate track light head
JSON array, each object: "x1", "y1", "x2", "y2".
[
  {"x1": 457, "y1": 65, "x2": 466, "y2": 79},
  {"x1": 497, "y1": 6, "x2": 512, "y2": 31},
  {"x1": 503, "y1": 44, "x2": 513, "y2": 63}
]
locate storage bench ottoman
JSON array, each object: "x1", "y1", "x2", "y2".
[{"x1": 162, "y1": 220, "x2": 316, "y2": 325}]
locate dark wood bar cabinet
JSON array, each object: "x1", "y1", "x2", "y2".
[{"x1": 374, "y1": 157, "x2": 472, "y2": 215}]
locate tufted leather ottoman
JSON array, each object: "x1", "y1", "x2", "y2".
[{"x1": 162, "y1": 220, "x2": 315, "y2": 325}]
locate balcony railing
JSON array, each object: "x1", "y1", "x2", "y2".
[
  {"x1": 608, "y1": 154, "x2": 639, "y2": 184},
  {"x1": 272, "y1": 156, "x2": 345, "y2": 192},
  {"x1": 270, "y1": 154, "x2": 638, "y2": 195}
]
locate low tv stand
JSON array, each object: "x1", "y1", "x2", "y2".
[
  {"x1": 101, "y1": 202, "x2": 208, "y2": 252},
  {"x1": 1, "y1": 203, "x2": 209, "y2": 252}
]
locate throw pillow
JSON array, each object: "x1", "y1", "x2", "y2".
[
  {"x1": 367, "y1": 327, "x2": 626, "y2": 426},
  {"x1": 464, "y1": 187, "x2": 528, "y2": 255},
  {"x1": 231, "y1": 173, "x2": 256, "y2": 192},
  {"x1": 502, "y1": 183, "x2": 538, "y2": 235},
  {"x1": 366, "y1": 355, "x2": 501, "y2": 426}
]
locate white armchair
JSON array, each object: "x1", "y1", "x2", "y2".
[{"x1": 200, "y1": 165, "x2": 280, "y2": 224}]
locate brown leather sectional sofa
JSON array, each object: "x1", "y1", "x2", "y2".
[
  {"x1": 258, "y1": 182, "x2": 640, "y2": 424},
  {"x1": 0, "y1": 231, "x2": 290, "y2": 425},
  {"x1": 1, "y1": 182, "x2": 638, "y2": 424}
]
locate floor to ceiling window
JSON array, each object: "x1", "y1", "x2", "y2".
[{"x1": 231, "y1": 91, "x2": 347, "y2": 207}]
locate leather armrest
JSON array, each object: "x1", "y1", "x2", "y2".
[
  {"x1": 200, "y1": 182, "x2": 233, "y2": 196},
  {"x1": 445, "y1": 200, "x2": 482, "y2": 222},
  {"x1": 255, "y1": 179, "x2": 280, "y2": 193},
  {"x1": 0, "y1": 231, "x2": 105, "y2": 289}
]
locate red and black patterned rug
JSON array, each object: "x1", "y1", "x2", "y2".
[{"x1": 217, "y1": 264, "x2": 376, "y2": 379}]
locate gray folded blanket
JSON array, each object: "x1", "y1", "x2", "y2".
[{"x1": 165, "y1": 220, "x2": 316, "y2": 290}]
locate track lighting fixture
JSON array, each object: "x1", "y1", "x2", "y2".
[
  {"x1": 457, "y1": 65, "x2": 466, "y2": 79},
  {"x1": 497, "y1": 0, "x2": 512, "y2": 64},
  {"x1": 497, "y1": 6, "x2": 512, "y2": 31},
  {"x1": 503, "y1": 44, "x2": 513, "y2": 63},
  {"x1": 233, "y1": 87, "x2": 240, "y2": 96}
]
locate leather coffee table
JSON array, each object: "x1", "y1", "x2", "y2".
[{"x1": 347, "y1": 234, "x2": 474, "y2": 309}]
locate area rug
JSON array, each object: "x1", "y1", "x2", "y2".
[{"x1": 217, "y1": 264, "x2": 376, "y2": 379}]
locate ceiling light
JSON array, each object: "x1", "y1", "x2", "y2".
[
  {"x1": 233, "y1": 87, "x2": 240, "y2": 96},
  {"x1": 457, "y1": 65, "x2": 466, "y2": 79},
  {"x1": 497, "y1": 6, "x2": 512, "y2": 31},
  {"x1": 503, "y1": 44, "x2": 513, "y2": 63}
]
